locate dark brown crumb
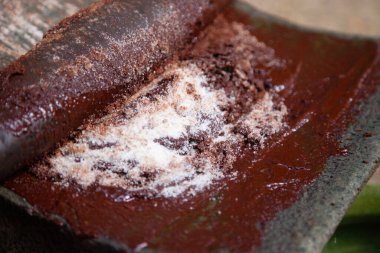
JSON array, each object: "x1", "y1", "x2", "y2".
[{"x1": 189, "y1": 16, "x2": 283, "y2": 124}]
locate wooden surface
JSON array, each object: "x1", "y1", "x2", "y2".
[
  {"x1": 368, "y1": 170, "x2": 380, "y2": 184},
  {"x1": 0, "y1": 0, "x2": 93, "y2": 68},
  {"x1": 244, "y1": 0, "x2": 380, "y2": 37}
]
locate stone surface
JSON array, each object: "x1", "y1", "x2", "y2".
[{"x1": 0, "y1": 1, "x2": 379, "y2": 252}]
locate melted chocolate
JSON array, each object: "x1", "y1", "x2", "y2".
[{"x1": 3, "y1": 6, "x2": 379, "y2": 253}]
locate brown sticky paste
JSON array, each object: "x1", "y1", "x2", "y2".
[{"x1": 3, "y1": 7, "x2": 380, "y2": 252}]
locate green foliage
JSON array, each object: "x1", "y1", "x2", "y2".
[{"x1": 323, "y1": 185, "x2": 380, "y2": 253}]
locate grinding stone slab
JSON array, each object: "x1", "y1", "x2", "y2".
[
  {"x1": 232, "y1": 3, "x2": 380, "y2": 252},
  {"x1": 0, "y1": 1, "x2": 379, "y2": 252}
]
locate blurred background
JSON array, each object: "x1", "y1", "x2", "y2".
[
  {"x1": 244, "y1": 1, "x2": 380, "y2": 252},
  {"x1": 244, "y1": 0, "x2": 380, "y2": 37}
]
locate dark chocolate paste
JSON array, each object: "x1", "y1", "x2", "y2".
[
  {"x1": 3, "y1": 6, "x2": 379, "y2": 253},
  {"x1": 0, "y1": 0, "x2": 230, "y2": 180}
]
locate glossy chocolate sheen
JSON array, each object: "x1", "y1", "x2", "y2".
[
  {"x1": 2, "y1": 3, "x2": 380, "y2": 253},
  {"x1": 0, "y1": 0, "x2": 230, "y2": 180}
]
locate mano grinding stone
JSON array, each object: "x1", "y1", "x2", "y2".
[{"x1": 0, "y1": 0, "x2": 230, "y2": 181}]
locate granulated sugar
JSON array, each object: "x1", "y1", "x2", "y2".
[
  {"x1": 33, "y1": 18, "x2": 288, "y2": 198},
  {"x1": 235, "y1": 93, "x2": 288, "y2": 148},
  {"x1": 38, "y1": 64, "x2": 238, "y2": 198}
]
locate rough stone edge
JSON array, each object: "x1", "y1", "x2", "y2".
[
  {"x1": 256, "y1": 86, "x2": 380, "y2": 253},
  {"x1": 143, "y1": 4, "x2": 380, "y2": 252},
  {"x1": 0, "y1": 186, "x2": 131, "y2": 253},
  {"x1": 231, "y1": 3, "x2": 380, "y2": 252}
]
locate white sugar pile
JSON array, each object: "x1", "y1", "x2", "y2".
[
  {"x1": 34, "y1": 21, "x2": 288, "y2": 198},
  {"x1": 36, "y1": 64, "x2": 230, "y2": 197},
  {"x1": 35, "y1": 63, "x2": 286, "y2": 198}
]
